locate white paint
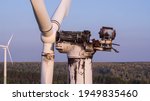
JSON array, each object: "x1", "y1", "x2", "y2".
[
  {"x1": 30, "y1": 0, "x2": 53, "y2": 35},
  {"x1": 41, "y1": 43, "x2": 54, "y2": 84},
  {"x1": 57, "y1": 42, "x2": 93, "y2": 84},
  {"x1": 68, "y1": 58, "x2": 93, "y2": 84},
  {"x1": 30, "y1": 0, "x2": 71, "y2": 84},
  {"x1": 84, "y1": 58, "x2": 92, "y2": 84},
  {"x1": 4, "y1": 48, "x2": 7, "y2": 84},
  {"x1": 67, "y1": 45, "x2": 93, "y2": 84},
  {"x1": 0, "y1": 35, "x2": 13, "y2": 84},
  {"x1": 52, "y1": 0, "x2": 71, "y2": 30}
]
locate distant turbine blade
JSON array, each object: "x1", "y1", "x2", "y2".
[
  {"x1": 7, "y1": 48, "x2": 13, "y2": 64},
  {"x1": 0, "y1": 45, "x2": 6, "y2": 48},
  {"x1": 7, "y1": 34, "x2": 13, "y2": 46},
  {"x1": 52, "y1": 0, "x2": 72, "y2": 31},
  {"x1": 30, "y1": 0, "x2": 53, "y2": 35}
]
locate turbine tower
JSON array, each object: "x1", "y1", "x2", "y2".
[
  {"x1": 30, "y1": 0, "x2": 71, "y2": 84},
  {"x1": 0, "y1": 35, "x2": 13, "y2": 84}
]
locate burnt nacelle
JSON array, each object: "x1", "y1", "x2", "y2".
[
  {"x1": 56, "y1": 27, "x2": 119, "y2": 56},
  {"x1": 56, "y1": 30, "x2": 94, "y2": 58},
  {"x1": 56, "y1": 30, "x2": 91, "y2": 43}
]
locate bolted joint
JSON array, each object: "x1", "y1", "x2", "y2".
[{"x1": 42, "y1": 52, "x2": 54, "y2": 60}]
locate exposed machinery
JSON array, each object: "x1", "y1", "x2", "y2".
[
  {"x1": 56, "y1": 27, "x2": 119, "y2": 55},
  {"x1": 56, "y1": 27, "x2": 119, "y2": 83}
]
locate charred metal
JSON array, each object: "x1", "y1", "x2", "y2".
[
  {"x1": 56, "y1": 26, "x2": 119, "y2": 55},
  {"x1": 42, "y1": 53, "x2": 54, "y2": 60},
  {"x1": 55, "y1": 27, "x2": 119, "y2": 84},
  {"x1": 56, "y1": 30, "x2": 91, "y2": 43}
]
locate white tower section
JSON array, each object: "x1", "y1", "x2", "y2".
[
  {"x1": 30, "y1": 0, "x2": 71, "y2": 84},
  {"x1": 0, "y1": 35, "x2": 13, "y2": 84},
  {"x1": 68, "y1": 58, "x2": 93, "y2": 84},
  {"x1": 56, "y1": 31, "x2": 94, "y2": 84},
  {"x1": 56, "y1": 43, "x2": 94, "y2": 84},
  {"x1": 67, "y1": 44, "x2": 93, "y2": 84}
]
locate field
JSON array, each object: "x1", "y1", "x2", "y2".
[{"x1": 0, "y1": 62, "x2": 150, "y2": 84}]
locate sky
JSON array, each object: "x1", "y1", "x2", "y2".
[{"x1": 0, "y1": 0, "x2": 150, "y2": 62}]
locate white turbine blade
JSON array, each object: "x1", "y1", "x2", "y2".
[
  {"x1": 0, "y1": 45, "x2": 6, "y2": 48},
  {"x1": 30, "y1": 0, "x2": 53, "y2": 35},
  {"x1": 7, "y1": 48, "x2": 13, "y2": 64},
  {"x1": 7, "y1": 34, "x2": 13, "y2": 46},
  {"x1": 4, "y1": 48, "x2": 7, "y2": 84},
  {"x1": 52, "y1": 0, "x2": 71, "y2": 31}
]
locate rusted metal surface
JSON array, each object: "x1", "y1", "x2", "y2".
[
  {"x1": 42, "y1": 53, "x2": 54, "y2": 60},
  {"x1": 56, "y1": 27, "x2": 119, "y2": 84},
  {"x1": 99, "y1": 26, "x2": 116, "y2": 40},
  {"x1": 68, "y1": 58, "x2": 92, "y2": 84},
  {"x1": 57, "y1": 28, "x2": 119, "y2": 54},
  {"x1": 56, "y1": 30, "x2": 91, "y2": 43}
]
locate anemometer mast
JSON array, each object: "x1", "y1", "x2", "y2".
[{"x1": 30, "y1": 0, "x2": 119, "y2": 84}]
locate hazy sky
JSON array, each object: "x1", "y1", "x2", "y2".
[{"x1": 0, "y1": 0, "x2": 150, "y2": 62}]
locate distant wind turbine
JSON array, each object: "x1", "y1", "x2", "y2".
[{"x1": 0, "y1": 35, "x2": 13, "y2": 84}]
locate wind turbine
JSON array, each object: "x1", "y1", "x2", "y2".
[
  {"x1": 30, "y1": 0, "x2": 119, "y2": 84},
  {"x1": 30, "y1": 0, "x2": 71, "y2": 84},
  {"x1": 0, "y1": 35, "x2": 13, "y2": 84}
]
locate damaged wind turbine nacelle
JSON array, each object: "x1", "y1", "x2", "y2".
[
  {"x1": 31, "y1": 0, "x2": 119, "y2": 84},
  {"x1": 30, "y1": 0, "x2": 71, "y2": 84},
  {"x1": 56, "y1": 30, "x2": 94, "y2": 84},
  {"x1": 56, "y1": 27, "x2": 119, "y2": 84}
]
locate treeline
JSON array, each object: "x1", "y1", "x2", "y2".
[
  {"x1": 93, "y1": 62, "x2": 150, "y2": 84},
  {"x1": 0, "y1": 62, "x2": 150, "y2": 84}
]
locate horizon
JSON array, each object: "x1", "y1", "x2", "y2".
[{"x1": 0, "y1": 61, "x2": 150, "y2": 63}]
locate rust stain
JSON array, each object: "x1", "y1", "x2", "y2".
[{"x1": 42, "y1": 53, "x2": 54, "y2": 60}]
